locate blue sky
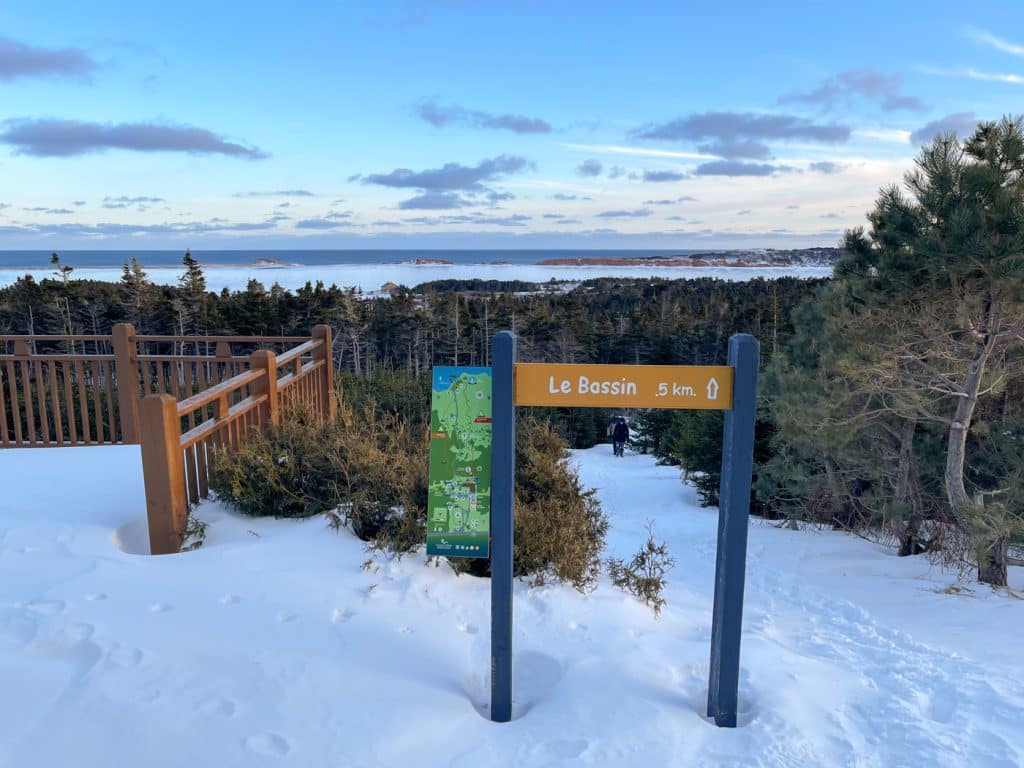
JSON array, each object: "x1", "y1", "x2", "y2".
[{"x1": 1, "y1": 0, "x2": 1022, "y2": 250}]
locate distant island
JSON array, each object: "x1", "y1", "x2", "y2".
[{"x1": 537, "y1": 247, "x2": 843, "y2": 268}]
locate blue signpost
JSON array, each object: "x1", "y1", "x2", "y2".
[
  {"x1": 481, "y1": 330, "x2": 758, "y2": 726},
  {"x1": 490, "y1": 331, "x2": 516, "y2": 723},
  {"x1": 707, "y1": 333, "x2": 759, "y2": 727}
]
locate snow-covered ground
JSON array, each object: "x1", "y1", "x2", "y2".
[
  {"x1": 0, "y1": 263, "x2": 833, "y2": 294},
  {"x1": 1, "y1": 444, "x2": 1022, "y2": 767}
]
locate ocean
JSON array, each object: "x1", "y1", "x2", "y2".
[{"x1": 0, "y1": 249, "x2": 701, "y2": 269}]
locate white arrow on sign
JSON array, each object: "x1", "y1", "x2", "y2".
[{"x1": 706, "y1": 377, "x2": 719, "y2": 400}]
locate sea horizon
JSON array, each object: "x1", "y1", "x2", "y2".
[{"x1": 0, "y1": 248, "x2": 721, "y2": 270}]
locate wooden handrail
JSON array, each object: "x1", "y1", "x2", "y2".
[
  {"x1": 0, "y1": 353, "x2": 115, "y2": 361},
  {"x1": 176, "y1": 368, "x2": 264, "y2": 415},
  {"x1": 0, "y1": 334, "x2": 112, "y2": 342},
  {"x1": 137, "y1": 354, "x2": 249, "y2": 362},
  {"x1": 136, "y1": 335, "x2": 308, "y2": 343},
  {"x1": 276, "y1": 338, "x2": 321, "y2": 367},
  {"x1": 179, "y1": 393, "x2": 268, "y2": 449}
]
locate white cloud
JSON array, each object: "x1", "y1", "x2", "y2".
[
  {"x1": 854, "y1": 128, "x2": 913, "y2": 143},
  {"x1": 968, "y1": 28, "x2": 1024, "y2": 57},
  {"x1": 563, "y1": 143, "x2": 714, "y2": 160},
  {"x1": 918, "y1": 65, "x2": 1024, "y2": 84}
]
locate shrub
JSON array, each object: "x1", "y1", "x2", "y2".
[
  {"x1": 208, "y1": 399, "x2": 428, "y2": 543},
  {"x1": 607, "y1": 522, "x2": 676, "y2": 617},
  {"x1": 209, "y1": 378, "x2": 608, "y2": 591}
]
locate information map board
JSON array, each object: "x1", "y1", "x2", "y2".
[{"x1": 426, "y1": 366, "x2": 493, "y2": 559}]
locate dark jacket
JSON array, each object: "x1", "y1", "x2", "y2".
[{"x1": 612, "y1": 421, "x2": 629, "y2": 442}]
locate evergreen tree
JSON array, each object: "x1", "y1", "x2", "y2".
[{"x1": 836, "y1": 117, "x2": 1024, "y2": 585}]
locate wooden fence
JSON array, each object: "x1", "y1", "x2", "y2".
[
  {"x1": 1, "y1": 325, "x2": 335, "y2": 557},
  {"x1": 0, "y1": 325, "x2": 309, "y2": 447},
  {"x1": 140, "y1": 325, "x2": 334, "y2": 554}
]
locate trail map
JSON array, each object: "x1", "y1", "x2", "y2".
[{"x1": 426, "y1": 367, "x2": 493, "y2": 559}]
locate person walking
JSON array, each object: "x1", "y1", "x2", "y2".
[{"x1": 612, "y1": 417, "x2": 629, "y2": 458}]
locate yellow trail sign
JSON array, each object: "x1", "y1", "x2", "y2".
[{"x1": 513, "y1": 363, "x2": 734, "y2": 410}]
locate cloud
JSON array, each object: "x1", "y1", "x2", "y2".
[
  {"x1": 693, "y1": 160, "x2": 781, "y2": 176},
  {"x1": 372, "y1": 220, "x2": 402, "y2": 226},
  {"x1": 0, "y1": 36, "x2": 97, "y2": 81},
  {"x1": 780, "y1": 68, "x2": 927, "y2": 111},
  {"x1": 551, "y1": 193, "x2": 593, "y2": 201},
  {"x1": 296, "y1": 217, "x2": 355, "y2": 229},
  {"x1": 103, "y1": 195, "x2": 166, "y2": 207},
  {"x1": 820, "y1": 213, "x2": 841, "y2": 219},
  {"x1": 968, "y1": 28, "x2": 1024, "y2": 57},
  {"x1": 402, "y1": 212, "x2": 531, "y2": 227},
  {"x1": 736, "y1": 209, "x2": 752, "y2": 215},
  {"x1": 919, "y1": 66, "x2": 1024, "y2": 84},
  {"x1": 1, "y1": 217, "x2": 283, "y2": 237},
  {"x1": 785, "y1": 204, "x2": 799, "y2": 210},
  {"x1": 644, "y1": 196, "x2": 695, "y2": 205},
  {"x1": 596, "y1": 208, "x2": 652, "y2": 219},
  {"x1": 808, "y1": 161, "x2": 842, "y2": 174},
  {"x1": 23, "y1": 206, "x2": 74, "y2": 214},
  {"x1": 565, "y1": 142, "x2": 713, "y2": 160},
  {"x1": 542, "y1": 213, "x2": 566, "y2": 219},
  {"x1": 642, "y1": 169, "x2": 687, "y2": 182},
  {"x1": 634, "y1": 112, "x2": 850, "y2": 146},
  {"x1": 397, "y1": 191, "x2": 475, "y2": 210},
  {"x1": 235, "y1": 190, "x2": 314, "y2": 197},
  {"x1": 607, "y1": 166, "x2": 627, "y2": 179},
  {"x1": 576, "y1": 158, "x2": 603, "y2": 177},
  {"x1": 415, "y1": 100, "x2": 551, "y2": 134},
  {"x1": 363, "y1": 155, "x2": 529, "y2": 210},
  {"x1": 0, "y1": 119, "x2": 267, "y2": 158},
  {"x1": 72, "y1": 200, "x2": 85, "y2": 206},
  {"x1": 910, "y1": 112, "x2": 979, "y2": 145},
  {"x1": 696, "y1": 139, "x2": 772, "y2": 160},
  {"x1": 364, "y1": 155, "x2": 528, "y2": 191}
]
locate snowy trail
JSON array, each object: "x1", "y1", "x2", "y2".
[{"x1": 1, "y1": 445, "x2": 1023, "y2": 767}]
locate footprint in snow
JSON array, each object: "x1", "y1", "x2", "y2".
[
  {"x1": 85, "y1": 593, "x2": 107, "y2": 602},
  {"x1": 457, "y1": 622, "x2": 479, "y2": 635},
  {"x1": 220, "y1": 595, "x2": 240, "y2": 605},
  {"x1": 197, "y1": 696, "x2": 237, "y2": 717},
  {"x1": 331, "y1": 608, "x2": 356, "y2": 623},
  {"x1": 244, "y1": 733, "x2": 291, "y2": 757},
  {"x1": 25, "y1": 599, "x2": 66, "y2": 616},
  {"x1": 150, "y1": 603, "x2": 172, "y2": 613}
]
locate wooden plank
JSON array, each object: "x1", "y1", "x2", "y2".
[
  {"x1": 5, "y1": 360, "x2": 22, "y2": 444},
  {"x1": 196, "y1": 437, "x2": 210, "y2": 500},
  {"x1": 48, "y1": 359, "x2": 64, "y2": 443},
  {"x1": 75, "y1": 360, "x2": 92, "y2": 444},
  {"x1": 0, "y1": 360, "x2": 9, "y2": 445},
  {"x1": 34, "y1": 361, "x2": 50, "y2": 443},
  {"x1": 103, "y1": 360, "x2": 116, "y2": 443},
  {"x1": 91, "y1": 360, "x2": 104, "y2": 443},
  {"x1": 184, "y1": 444, "x2": 199, "y2": 506},
  {"x1": 62, "y1": 361, "x2": 78, "y2": 444}
]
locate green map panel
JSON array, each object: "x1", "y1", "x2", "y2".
[{"x1": 426, "y1": 366, "x2": 493, "y2": 559}]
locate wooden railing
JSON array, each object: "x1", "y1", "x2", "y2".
[
  {"x1": 140, "y1": 325, "x2": 334, "y2": 555},
  {"x1": 0, "y1": 326, "x2": 308, "y2": 447}
]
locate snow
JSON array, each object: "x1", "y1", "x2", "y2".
[
  {"x1": 0, "y1": 263, "x2": 833, "y2": 294},
  {"x1": 1, "y1": 444, "x2": 1023, "y2": 767}
]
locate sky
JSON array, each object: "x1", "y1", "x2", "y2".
[{"x1": 1, "y1": 0, "x2": 1022, "y2": 251}]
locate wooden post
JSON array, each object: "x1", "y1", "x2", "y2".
[
  {"x1": 312, "y1": 325, "x2": 336, "y2": 421},
  {"x1": 112, "y1": 323, "x2": 140, "y2": 444},
  {"x1": 140, "y1": 393, "x2": 187, "y2": 555},
  {"x1": 250, "y1": 349, "x2": 279, "y2": 426}
]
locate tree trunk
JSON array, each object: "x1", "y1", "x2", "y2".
[
  {"x1": 944, "y1": 333, "x2": 993, "y2": 516},
  {"x1": 978, "y1": 536, "x2": 1009, "y2": 587},
  {"x1": 894, "y1": 419, "x2": 926, "y2": 556}
]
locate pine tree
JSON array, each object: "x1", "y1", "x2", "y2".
[{"x1": 837, "y1": 117, "x2": 1024, "y2": 585}]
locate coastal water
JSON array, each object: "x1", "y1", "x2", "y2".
[{"x1": 0, "y1": 249, "x2": 700, "y2": 270}]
